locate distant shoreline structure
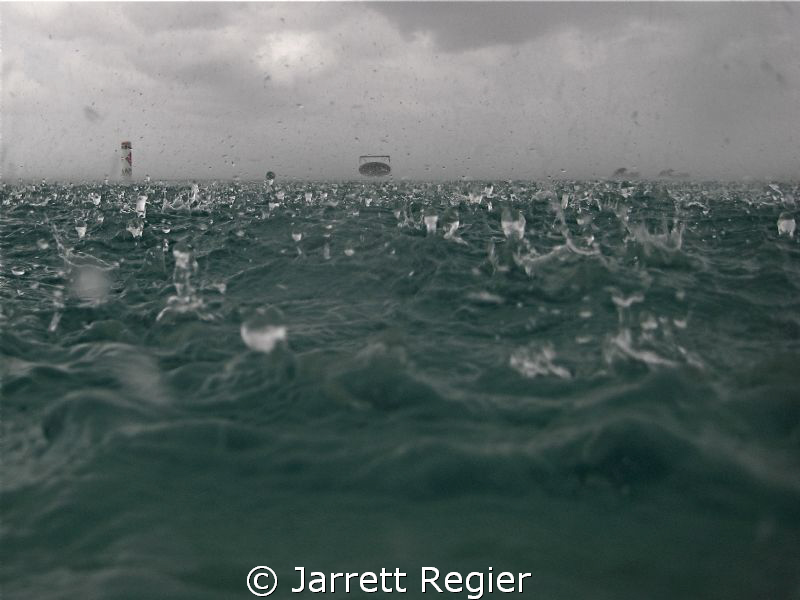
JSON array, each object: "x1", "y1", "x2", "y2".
[
  {"x1": 358, "y1": 155, "x2": 391, "y2": 177},
  {"x1": 8, "y1": 176, "x2": 799, "y2": 185},
  {"x1": 121, "y1": 141, "x2": 132, "y2": 181}
]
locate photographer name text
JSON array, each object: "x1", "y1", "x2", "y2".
[{"x1": 247, "y1": 566, "x2": 532, "y2": 597}]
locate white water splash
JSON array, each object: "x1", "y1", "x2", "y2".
[
  {"x1": 443, "y1": 219, "x2": 466, "y2": 244},
  {"x1": 424, "y1": 214, "x2": 438, "y2": 235},
  {"x1": 48, "y1": 289, "x2": 64, "y2": 333},
  {"x1": 501, "y1": 208, "x2": 526, "y2": 241},
  {"x1": 510, "y1": 344, "x2": 571, "y2": 379},
  {"x1": 612, "y1": 292, "x2": 645, "y2": 309},
  {"x1": 511, "y1": 244, "x2": 568, "y2": 276},
  {"x1": 605, "y1": 329, "x2": 677, "y2": 368},
  {"x1": 156, "y1": 248, "x2": 206, "y2": 321},
  {"x1": 136, "y1": 195, "x2": 147, "y2": 218},
  {"x1": 777, "y1": 212, "x2": 795, "y2": 238},
  {"x1": 467, "y1": 291, "x2": 504, "y2": 304},
  {"x1": 126, "y1": 219, "x2": 144, "y2": 239},
  {"x1": 628, "y1": 222, "x2": 684, "y2": 254}
]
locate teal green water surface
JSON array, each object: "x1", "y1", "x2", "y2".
[{"x1": 2, "y1": 180, "x2": 799, "y2": 599}]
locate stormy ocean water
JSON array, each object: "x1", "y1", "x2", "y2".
[{"x1": 2, "y1": 179, "x2": 799, "y2": 599}]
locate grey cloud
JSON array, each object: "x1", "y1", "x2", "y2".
[
  {"x1": 121, "y1": 2, "x2": 243, "y2": 32},
  {"x1": 370, "y1": 2, "x2": 678, "y2": 52},
  {"x1": 2, "y1": 2, "x2": 799, "y2": 181},
  {"x1": 371, "y1": 2, "x2": 796, "y2": 58}
]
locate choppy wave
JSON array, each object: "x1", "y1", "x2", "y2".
[{"x1": 2, "y1": 179, "x2": 800, "y2": 599}]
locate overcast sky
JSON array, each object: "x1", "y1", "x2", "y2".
[{"x1": 2, "y1": 2, "x2": 799, "y2": 181}]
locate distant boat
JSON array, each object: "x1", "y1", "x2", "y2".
[{"x1": 359, "y1": 155, "x2": 391, "y2": 177}]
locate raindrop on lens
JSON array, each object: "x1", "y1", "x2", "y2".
[{"x1": 241, "y1": 307, "x2": 287, "y2": 354}]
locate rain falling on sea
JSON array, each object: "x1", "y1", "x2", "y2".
[{"x1": 2, "y1": 178, "x2": 800, "y2": 599}]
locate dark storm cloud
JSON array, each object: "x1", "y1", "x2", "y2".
[
  {"x1": 370, "y1": 2, "x2": 675, "y2": 52},
  {"x1": 121, "y1": 2, "x2": 244, "y2": 32}
]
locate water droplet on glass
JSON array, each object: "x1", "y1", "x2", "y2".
[
  {"x1": 241, "y1": 307, "x2": 287, "y2": 353},
  {"x1": 71, "y1": 265, "x2": 111, "y2": 304},
  {"x1": 241, "y1": 321, "x2": 287, "y2": 354}
]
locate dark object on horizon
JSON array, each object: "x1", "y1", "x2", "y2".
[
  {"x1": 121, "y1": 141, "x2": 132, "y2": 180},
  {"x1": 658, "y1": 169, "x2": 691, "y2": 179},
  {"x1": 266, "y1": 171, "x2": 276, "y2": 180},
  {"x1": 612, "y1": 167, "x2": 640, "y2": 179},
  {"x1": 359, "y1": 155, "x2": 391, "y2": 177}
]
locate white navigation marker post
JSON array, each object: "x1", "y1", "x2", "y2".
[{"x1": 121, "y1": 141, "x2": 132, "y2": 181}]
